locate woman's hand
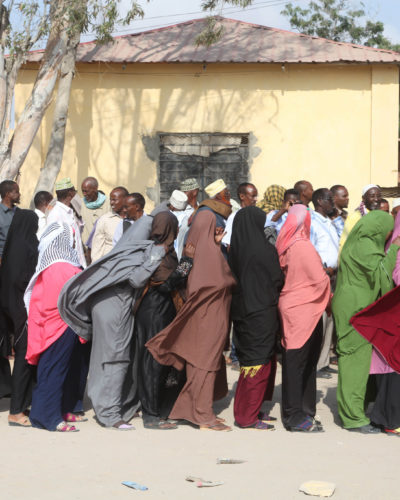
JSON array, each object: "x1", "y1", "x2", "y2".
[
  {"x1": 184, "y1": 242, "x2": 196, "y2": 259},
  {"x1": 214, "y1": 227, "x2": 226, "y2": 245},
  {"x1": 392, "y1": 236, "x2": 400, "y2": 247}
]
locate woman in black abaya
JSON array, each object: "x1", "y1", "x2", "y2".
[
  {"x1": 135, "y1": 211, "x2": 193, "y2": 429},
  {"x1": 228, "y1": 206, "x2": 284, "y2": 430},
  {"x1": 1, "y1": 209, "x2": 39, "y2": 426}
]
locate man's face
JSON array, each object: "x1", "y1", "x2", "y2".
[
  {"x1": 184, "y1": 188, "x2": 199, "y2": 203},
  {"x1": 240, "y1": 185, "x2": 258, "y2": 207},
  {"x1": 285, "y1": 194, "x2": 300, "y2": 207},
  {"x1": 303, "y1": 182, "x2": 314, "y2": 204},
  {"x1": 81, "y1": 181, "x2": 98, "y2": 202},
  {"x1": 392, "y1": 205, "x2": 400, "y2": 219},
  {"x1": 318, "y1": 189, "x2": 335, "y2": 217},
  {"x1": 363, "y1": 188, "x2": 381, "y2": 211},
  {"x1": 217, "y1": 188, "x2": 231, "y2": 205},
  {"x1": 333, "y1": 187, "x2": 349, "y2": 210},
  {"x1": 380, "y1": 201, "x2": 390, "y2": 213},
  {"x1": 124, "y1": 197, "x2": 140, "y2": 220},
  {"x1": 9, "y1": 185, "x2": 20, "y2": 205},
  {"x1": 110, "y1": 189, "x2": 125, "y2": 214}
]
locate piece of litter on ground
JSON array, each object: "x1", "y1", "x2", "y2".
[
  {"x1": 186, "y1": 476, "x2": 224, "y2": 488},
  {"x1": 122, "y1": 481, "x2": 148, "y2": 491},
  {"x1": 216, "y1": 458, "x2": 246, "y2": 464},
  {"x1": 299, "y1": 480, "x2": 336, "y2": 497}
]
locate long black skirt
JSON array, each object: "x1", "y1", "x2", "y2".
[
  {"x1": 232, "y1": 307, "x2": 280, "y2": 367},
  {"x1": 371, "y1": 372, "x2": 400, "y2": 430},
  {"x1": 135, "y1": 287, "x2": 185, "y2": 423}
]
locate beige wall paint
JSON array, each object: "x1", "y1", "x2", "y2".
[{"x1": 15, "y1": 62, "x2": 399, "y2": 211}]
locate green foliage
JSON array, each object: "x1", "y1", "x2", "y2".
[
  {"x1": 1, "y1": 0, "x2": 148, "y2": 59},
  {"x1": 282, "y1": 0, "x2": 400, "y2": 52},
  {"x1": 4, "y1": 1, "x2": 50, "y2": 60},
  {"x1": 201, "y1": 0, "x2": 253, "y2": 9},
  {"x1": 196, "y1": 0, "x2": 254, "y2": 46},
  {"x1": 84, "y1": 1, "x2": 146, "y2": 43}
]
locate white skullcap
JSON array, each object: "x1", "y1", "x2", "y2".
[
  {"x1": 392, "y1": 198, "x2": 400, "y2": 209},
  {"x1": 204, "y1": 179, "x2": 227, "y2": 198},
  {"x1": 362, "y1": 184, "x2": 379, "y2": 196},
  {"x1": 169, "y1": 190, "x2": 188, "y2": 211}
]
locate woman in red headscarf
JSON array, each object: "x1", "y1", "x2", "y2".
[{"x1": 276, "y1": 204, "x2": 330, "y2": 432}]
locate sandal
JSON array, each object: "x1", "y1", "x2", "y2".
[
  {"x1": 8, "y1": 416, "x2": 31, "y2": 427},
  {"x1": 56, "y1": 421, "x2": 79, "y2": 432},
  {"x1": 111, "y1": 420, "x2": 135, "y2": 431},
  {"x1": 287, "y1": 416, "x2": 324, "y2": 433},
  {"x1": 143, "y1": 420, "x2": 177, "y2": 430},
  {"x1": 242, "y1": 420, "x2": 275, "y2": 430},
  {"x1": 384, "y1": 427, "x2": 400, "y2": 436},
  {"x1": 258, "y1": 411, "x2": 277, "y2": 422},
  {"x1": 200, "y1": 422, "x2": 232, "y2": 432},
  {"x1": 63, "y1": 412, "x2": 88, "y2": 423}
]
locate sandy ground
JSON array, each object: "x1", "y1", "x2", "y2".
[{"x1": 1, "y1": 362, "x2": 399, "y2": 500}]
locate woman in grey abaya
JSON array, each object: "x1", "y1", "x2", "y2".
[{"x1": 58, "y1": 216, "x2": 166, "y2": 430}]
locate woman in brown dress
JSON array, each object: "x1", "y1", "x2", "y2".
[{"x1": 146, "y1": 210, "x2": 236, "y2": 431}]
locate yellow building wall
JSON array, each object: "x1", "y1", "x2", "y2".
[{"x1": 15, "y1": 62, "x2": 399, "y2": 211}]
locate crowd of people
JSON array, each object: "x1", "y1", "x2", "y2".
[{"x1": 0, "y1": 174, "x2": 400, "y2": 435}]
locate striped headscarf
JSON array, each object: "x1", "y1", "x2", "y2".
[
  {"x1": 24, "y1": 222, "x2": 81, "y2": 311},
  {"x1": 257, "y1": 185, "x2": 286, "y2": 213}
]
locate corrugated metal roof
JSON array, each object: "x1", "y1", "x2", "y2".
[{"x1": 27, "y1": 16, "x2": 400, "y2": 64}]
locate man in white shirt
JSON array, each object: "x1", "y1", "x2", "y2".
[
  {"x1": 113, "y1": 192, "x2": 147, "y2": 246},
  {"x1": 91, "y1": 186, "x2": 128, "y2": 261},
  {"x1": 222, "y1": 182, "x2": 258, "y2": 248},
  {"x1": 310, "y1": 188, "x2": 339, "y2": 379},
  {"x1": 46, "y1": 177, "x2": 86, "y2": 268},
  {"x1": 33, "y1": 191, "x2": 53, "y2": 239}
]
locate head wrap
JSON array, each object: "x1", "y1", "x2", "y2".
[
  {"x1": 180, "y1": 178, "x2": 200, "y2": 192},
  {"x1": 228, "y1": 206, "x2": 283, "y2": 316},
  {"x1": 276, "y1": 204, "x2": 311, "y2": 256},
  {"x1": 169, "y1": 190, "x2": 188, "y2": 211},
  {"x1": 150, "y1": 211, "x2": 178, "y2": 283},
  {"x1": 55, "y1": 177, "x2": 74, "y2": 191},
  {"x1": 392, "y1": 198, "x2": 400, "y2": 209},
  {"x1": 257, "y1": 185, "x2": 286, "y2": 213},
  {"x1": 204, "y1": 179, "x2": 226, "y2": 198},
  {"x1": 24, "y1": 222, "x2": 81, "y2": 311}
]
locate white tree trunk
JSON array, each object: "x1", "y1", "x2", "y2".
[{"x1": 31, "y1": 31, "x2": 80, "y2": 196}]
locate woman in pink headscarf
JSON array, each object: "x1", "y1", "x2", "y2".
[{"x1": 276, "y1": 204, "x2": 330, "y2": 432}]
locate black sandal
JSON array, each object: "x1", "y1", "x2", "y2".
[
  {"x1": 143, "y1": 420, "x2": 177, "y2": 430},
  {"x1": 287, "y1": 416, "x2": 324, "y2": 433}
]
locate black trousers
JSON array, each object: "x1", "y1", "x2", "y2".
[
  {"x1": 371, "y1": 372, "x2": 400, "y2": 430},
  {"x1": 0, "y1": 304, "x2": 11, "y2": 399},
  {"x1": 0, "y1": 356, "x2": 11, "y2": 398},
  {"x1": 281, "y1": 318, "x2": 323, "y2": 428},
  {"x1": 10, "y1": 323, "x2": 36, "y2": 414}
]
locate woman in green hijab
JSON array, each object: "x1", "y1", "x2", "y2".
[{"x1": 332, "y1": 210, "x2": 400, "y2": 433}]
